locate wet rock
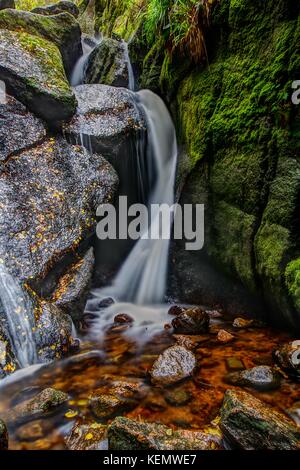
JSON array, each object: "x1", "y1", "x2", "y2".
[
  {"x1": 232, "y1": 317, "x2": 254, "y2": 328},
  {"x1": 89, "y1": 392, "x2": 123, "y2": 419},
  {"x1": 63, "y1": 84, "x2": 144, "y2": 162},
  {"x1": 114, "y1": 313, "x2": 134, "y2": 324},
  {"x1": 32, "y1": 1, "x2": 79, "y2": 18},
  {"x1": 225, "y1": 365, "x2": 281, "y2": 391},
  {"x1": 54, "y1": 248, "x2": 95, "y2": 322},
  {"x1": 0, "y1": 29, "x2": 76, "y2": 123},
  {"x1": 217, "y1": 329, "x2": 234, "y2": 343},
  {"x1": 16, "y1": 419, "x2": 51, "y2": 441},
  {"x1": 165, "y1": 388, "x2": 192, "y2": 406},
  {"x1": 65, "y1": 421, "x2": 107, "y2": 450},
  {"x1": 0, "y1": 94, "x2": 46, "y2": 163},
  {"x1": 5, "y1": 388, "x2": 69, "y2": 424},
  {"x1": 150, "y1": 345, "x2": 196, "y2": 385},
  {"x1": 0, "y1": 10, "x2": 82, "y2": 76},
  {"x1": 274, "y1": 340, "x2": 300, "y2": 379},
  {"x1": 168, "y1": 305, "x2": 185, "y2": 316},
  {"x1": 0, "y1": 138, "x2": 117, "y2": 285},
  {"x1": 84, "y1": 37, "x2": 130, "y2": 88},
  {"x1": 220, "y1": 390, "x2": 300, "y2": 449},
  {"x1": 0, "y1": 418, "x2": 8, "y2": 450},
  {"x1": 110, "y1": 379, "x2": 147, "y2": 400},
  {"x1": 226, "y1": 357, "x2": 245, "y2": 371},
  {"x1": 171, "y1": 307, "x2": 209, "y2": 334},
  {"x1": 98, "y1": 297, "x2": 115, "y2": 309},
  {"x1": 173, "y1": 334, "x2": 208, "y2": 350},
  {"x1": 0, "y1": 0, "x2": 14, "y2": 10},
  {"x1": 108, "y1": 417, "x2": 222, "y2": 450},
  {"x1": 286, "y1": 401, "x2": 300, "y2": 426},
  {"x1": 34, "y1": 302, "x2": 73, "y2": 362}
]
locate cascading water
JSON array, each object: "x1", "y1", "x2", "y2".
[
  {"x1": 85, "y1": 90, "x2": 178, "y2": 342},
  {"x1": 0, "y1": 264, "x2": 37, "y2": 368},
  {"x1": 71, "y1": 36, "x2": 101, "y2": 87},
  {"x1": 122, "y1": 40, "x2": 135, "y2": 91}
]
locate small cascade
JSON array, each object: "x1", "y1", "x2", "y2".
[
  {"x1": 122, "y1": 40, "x2": 135, "y2": 91},
  {"x1": 86, "y1": 90, "x2": 178, "y2": 341},
  {"x1": 0, "y1": 264, "x2": 37, "y2": 368},
  {"x1": 71, "y1": 35, "x2": 101, "y2": 87}
]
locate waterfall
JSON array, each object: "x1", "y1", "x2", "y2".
[
  {"x1": 71, "y1": 36, "x2": 100, "y2": 87},
  {"x1": 108, "y1": 90, "x2": 177, "y2": 304},
  {"x1": 0, "y1": 264, "x2": 37, "y2": 368},
  {"x1": 86, "y1": 90, "x2": 178, "y2": 341},
  {"x1": 122, "y1": 40, "x2": 135, "y2": 91}
]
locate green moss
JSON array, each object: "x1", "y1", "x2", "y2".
[
  {"x1": 285, "y1": 259, "x2": 300, "y2": 311},
  {"x1": 17, "y1": 32, "x2": 71, "y2": 97}
]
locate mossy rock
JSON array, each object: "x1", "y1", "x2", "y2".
[
  {"x1": 0, "y1": 29, "x2": 76, "y2": 123},
  {"x1": 0, "y1": 9, "x2": 82, "y2": 76}
]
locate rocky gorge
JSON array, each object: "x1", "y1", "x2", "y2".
[{"x1": 0, "y1": 0, "x2": 299, "y2": 452}]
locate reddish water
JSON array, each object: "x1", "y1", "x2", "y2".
[{"x1": 0, "y1": 314, "x2": 298, "y2": 450}]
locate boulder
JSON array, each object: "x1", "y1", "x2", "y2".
[
  {"x1": 274, "y1": 340, "x2": 300, "y2": 379},
  {"x1": 5, "y1": 388, "x2": 69, "y2": 424},
  {"x1": 32, "y1": 1, "x2": 79, "y2": 18},
  {"x1": 108, "y1": 417, "x2": 222, "y2": 450},
  {"x1": 0, "y1": 29, "x2": 76, "y2": 123},
  {"x1": 0, "y1": 137, "x2": 117, "y2": 284},
  {"x1": 84, "y1": 37, "x2": 130, "y2": 88},
  {"x1": 0, "y1": 10, "x2": 82, "y2": 77},
  {"x1": 225, "y1": 365, "x2": 281, "y2": 391},
  {"x1": 0, "y1": 418, "x2": 8, "y2": 450},
  {"x1": 171, "y1": 307, "x2": 209, "y2": 334},
  {"x1": 220, "y1": 390, "x2": 300, "y2": 449},
  {"x1": 0, "y1": 0, "x2": 14, "y2": 10},
  {"x1": 0, "y1": 94, "x2": 46, "y2": 163},
  {"x1": 0, "y1": 137, "x2": 117, "y2": 370},
  {"x1": 150, "y1": 345, "x2": 196, "y2": 385},
  {"x1": 65, "y1": 421, "x2": 107, "y2": 450},
  {"x1": 63, "y1": 84, "x2": 144, "y2": 161}
]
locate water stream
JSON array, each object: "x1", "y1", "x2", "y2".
[{"x1": 0, "y1": 264, "x2": 37, "y2": 368}]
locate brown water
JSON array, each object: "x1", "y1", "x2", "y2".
[{"x1": 0, "y1": 314, "x2": 298, "y2": 450}]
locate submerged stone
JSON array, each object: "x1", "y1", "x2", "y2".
[
  {"x1": 225, "y1": 365, "x2": 281, "y2": 391},
  {"x1": 0, "y1": 29, "x2": 76, "y2": 123},
  {"x1": 164, "y1": 388, "x2": 192, "y2": 406},
  {"x1": 5, "y1": 388, "x2": 69, "y2": 424},
  {"x1": 65, "y1": 421, "x2": 107, "y2": 450},
  {"x1": 150, "y1": 345, "x2": 196, "y2": 385},
  {"x1": 108, "y1": 416, "x2": 222, "y2": 450},
  {"x1": 217, "y1": 329, "x2": 234, "y2": 343},
  {"x1": 220, "y1": 390, "x2": 300, "y2": 450}
]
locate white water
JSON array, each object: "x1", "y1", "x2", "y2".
[
  {"x1": 71, "y1": 36, "x2": 101, "y2": 86},
  {"x1": 86, "y1": 90, "x2": 178, "y2": 340},
  {"x1": 122, "y1": 40, "x2": 135, "y2": 91},
  {"x1": 0, "y1": 264, "x2": 37, "y2": 368}
]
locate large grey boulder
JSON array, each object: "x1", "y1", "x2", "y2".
[
  {"x1": 0, "y1": 10, "x2": 82, "y2": 77},
  {"x1": 0, "y1": 29, "x2": 76, "y2": 123},
  {"x1": 0, "y1": 94, "x2": 46, "y2": 163}
]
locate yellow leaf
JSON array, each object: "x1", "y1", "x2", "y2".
[
  {"x1": 85, "y1": 433, "x2": 93, "y2": 440},
  {"x1": 64, "y1": 410, "x2": 78, "y2": 419}
]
